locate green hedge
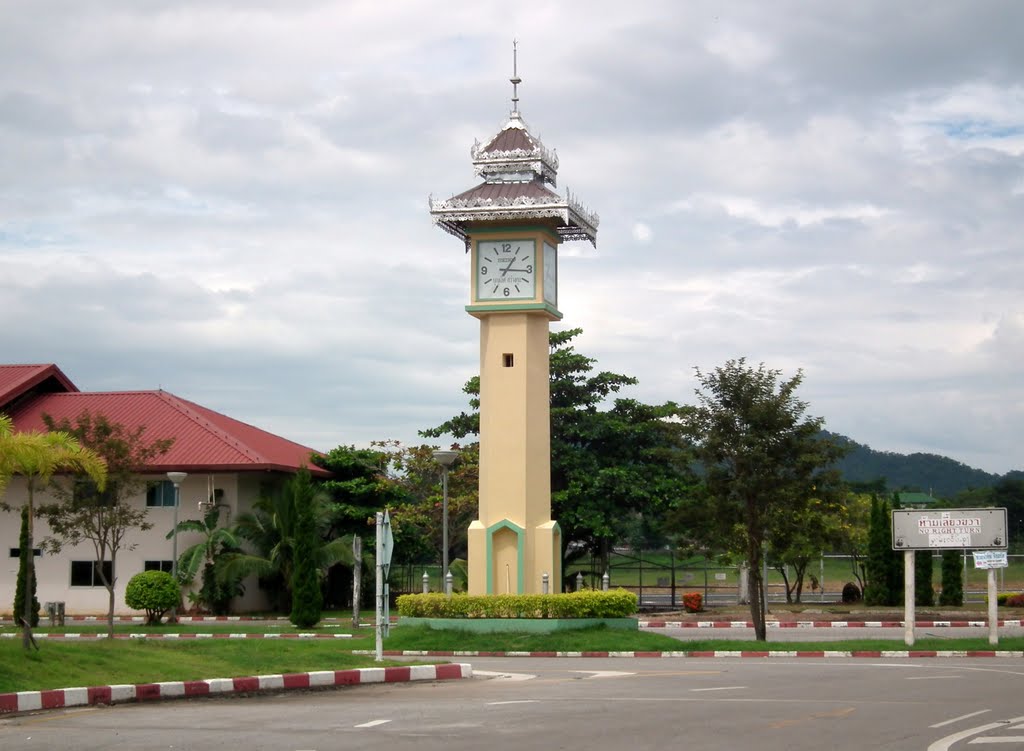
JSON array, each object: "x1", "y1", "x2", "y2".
[{"x1": 396, "y1": 589, "x2": 638, "y2": 619}]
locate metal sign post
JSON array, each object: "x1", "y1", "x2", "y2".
[
  {"x1": 375, "y1": 510, "x2": 395, "y2": 662},
  {"x1": 892, "y1": 508, "x2": 1007, "y2": 647}
]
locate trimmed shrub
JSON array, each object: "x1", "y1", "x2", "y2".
[
  {"x1": 396, "y1": 589, "x2": 638, "y2": 619},
  {"x1": 842, "y1": 582, "x2": 862, "y2": 603},
  {"x1": 13, "y1": 506, "x2": 40, "y2": 628},
  {"x1": 1005, "y1": 593, "x2": 1024, "y2": 608},
  {"x1": 682, "y1": 592, "x2": 702, "y2": 613},
  {"x1": 125, "y1": 570, "x2": 180, "y2": 625}
]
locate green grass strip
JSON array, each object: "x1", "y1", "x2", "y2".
[{"x1": 0, "y1": 639, "x2": 398, "y2": 694}]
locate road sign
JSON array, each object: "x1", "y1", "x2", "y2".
[
  {"x1": 973, "y1": 550, "x2": 1009, "y2": 569},
  {"x1": 892, "y1": 508, "x2": 1007, "y2": 550},
  {"x1": 381, "y1": 509, "x2": 394, "y2": 578}
]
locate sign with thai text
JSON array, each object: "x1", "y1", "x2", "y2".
[
  {"x1": 973, "y1": 550, "x2": 1008, "y2": 569},
  {"x1": 892, "y1": 508, "x2": 1007, "y2": 551}
]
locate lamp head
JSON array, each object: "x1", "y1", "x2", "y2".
[
  {"x1": 431, "y1": 450, "x2": 459, "y2": 468},
  {"x1": 166, "y1": 471, "x2": 188, "y2": 486}
]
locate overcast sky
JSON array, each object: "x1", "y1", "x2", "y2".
[{"x1": 2, "y1": 1, "x2": 1021, "y2": 475}]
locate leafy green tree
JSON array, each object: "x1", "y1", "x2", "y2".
[
  {"x1": 424, "y1": 328, "x2": 696, "y2": 572},
  {"x1": 915, "y1": 550, "x2": 934, "y2": 606},
  {"x1": 124, "y1": 570, "x2": 180, "y2": 625},
  {"x1": 835, "y1": 491, "x2": 873, "y2": 592},
  {"x1": 864, "y1": 496, "x2": 892, "y2": 605},
  {"x1": 167, "y1": 506, "x2": 243, "y2": 615},
  {"x1": 37, "y1": 412, "x2": 173, "y2": 638},
  {"x1": 939, "y1": 549, "x2": 963, "y2": 606},
  {"x1": 674, "y1": 359, "x2": 844, "y2": 640},
  {"x1": 290, "y1": 470, "x2": 324, "y2": 627},
  {"x1": 769, "y1": 492, "x2": 846, "y2": 603},
  {"x1": 13, "y1": 506, "x2": 40, "y2": 628},
  {"x1": 221, "y1": 468, "x2": 354, "y2": 611},
  {"x1": 0, "y1": 414, "x2": 107, "y2": 650}
]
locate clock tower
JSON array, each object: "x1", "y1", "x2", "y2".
[{"x1": 430, "y1": 50, "x2": 598, "y2": 594}]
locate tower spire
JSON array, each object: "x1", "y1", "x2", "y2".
[{"x1": 510, "y1": 39, "x2": 521, "y2": 115}]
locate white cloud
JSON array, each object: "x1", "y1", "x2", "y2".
[{"x1": 0, "y1": 0, "x2": 1022, "y2": 476}]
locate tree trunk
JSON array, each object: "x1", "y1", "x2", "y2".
[
  {"x1": 747, "y1": 543, "x2": 767, "y2": 641},
  {"x1": 351, "y1": 535, "x2": 362, "y2": 629},
  {"x1": 22, "y1": 485, "x2": 37, "y2": 651}
]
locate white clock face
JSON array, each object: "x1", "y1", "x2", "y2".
[
  {"x1": 476, "y1": 240, "x2": 536, "y2": 300},
  {"x1": 543, "y1": 242, "x2": 557, "y2": 307}
]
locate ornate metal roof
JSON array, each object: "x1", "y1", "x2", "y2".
[{"x1": 430, "y1": 51, "x2": 598, "y2": 247}]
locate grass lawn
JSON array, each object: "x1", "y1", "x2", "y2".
[
  {"x1": 0, "y1": 622, "x2": 370, "y2": 636},
  {"x1": 0, "y1": 639, "x2": 396, "y2": 694},
  {"x1": 381, "y1": 623, "x2": 1024, "y2": 655}
]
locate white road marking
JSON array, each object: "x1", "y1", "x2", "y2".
[
  {"x1": 488, "y1": 700, "x2": 540, "y2": 706},
  {"x1": 571, "y1": 671, "x2": 636, "y2": 680},
  {"x1": 968, "y1": 738, "x2": 1024, "y2": 744},
  {"x1": 908, "y1": 676, "x2": 961, "y2": 680},
  {"x1": 690, "y1": 686, "x2": 747, "y2": 692},
  {"x1": 473, "y1": 670, "x2": 536, "y2": 682},
  {"x1": 929, "y1": 715, "x2": 1024, "y2": 750},
  {"x1": 931, "y1": 710, "x2": 991, "y2": 728},
  {"x1": 354, "y1": 719, "x2": 391, "y2": 728}
]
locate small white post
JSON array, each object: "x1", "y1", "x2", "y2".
[
  {"x1": 445, "y1": 570, "x2": 453, "y2": 597},
  {"x1": 422, "y1": 571, "x2": 429, "y2": 594},
  {"x1": 904, "y1": 549, "x2": 915, "y2": 647},
  {"x1": 988, "y1": 567, "x2": 999, "y2": 646},
  {"x1": 602, "y1": 570, "x2": 610, "y2": 591},
  {"x1": 542, "y1": 571, "x2": 549, "y2": 595},
  {"x1": 576, "y1": 571, "x2": 584, "y2": 591},
  {"x1": 375, "y1": 512, "x2": 383, "y2": 662}
]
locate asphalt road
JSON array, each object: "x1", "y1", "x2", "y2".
[{"x1": 4, "y1": 656, "x2": 1024, "y2": 750}]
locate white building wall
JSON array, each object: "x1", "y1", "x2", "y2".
[{"x1": 1, "y1": 473, "x2": 271, "y2": 616}]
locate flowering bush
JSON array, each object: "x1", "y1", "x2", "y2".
[
  {"x1": 396, "y1": 589, "x2": 638, "y2": 619},
  {"x1": 682, "y1": 592, "x2": 702, "y2": 613},
  {"x1": 1005, "y1": 593, "x2": 1024, "y2": 607}
]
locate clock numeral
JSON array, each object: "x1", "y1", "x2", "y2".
[
  {"x1": 502, "y1": 242, "x2": 512, "y2": 253},
  {"x1": 481, "y1": 265, "x2": 488, "y2": 275},
  {"x1": 503, "y1": 287, "x2": 510, "y2": 297},
  {"x1": 526, "y1": 264, "x2": 533, "y2": 273}
]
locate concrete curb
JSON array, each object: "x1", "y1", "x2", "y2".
[
  {"x1": 0, "y1": 663, "x2": 472, "y2": 716},
  {"x1": 356, "y1": 649, "x2": 1024, "y2": 659},
  {"x1": 639, "y1": 620, "x2": 1024, "y2": 628}
]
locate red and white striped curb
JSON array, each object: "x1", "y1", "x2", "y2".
[
  {"x1": 639, "y1": 620, "x2": 1024, "y2": 629},
  {"x1": 0, "y1": 663, "x2": 472, "y2": 716},
  {"x1": 0, "y1": 632, "x2": 353, "y2": 640},
  {"x1": 357, "y1": 649, "x2": 1024, "y2": 659}
]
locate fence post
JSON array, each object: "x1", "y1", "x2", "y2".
[
  {"x1": 422, "y1": 571, "x2": 429, "y2": 594},
  {"x1": 670, "y1": 548, "x2": 677, "y2": 609}
]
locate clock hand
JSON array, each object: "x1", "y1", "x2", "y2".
[{"x1": 501, "y1": 251, "x2": 519, "y2": 274}]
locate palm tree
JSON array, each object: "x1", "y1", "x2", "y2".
[
  {"x1": 0, "y1": 415, "x2": 107, "y2": 649},
  {"x1": 167, "y1": 505, "x2": 242, "y2": 614},
  {"x1": 220, "y1": 469, "x2": 355, "y2": 612}
]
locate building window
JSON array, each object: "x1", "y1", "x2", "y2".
[
  {"x1": 74, "y1": 479, "x2": 114, "y2": 506},
  {"x1": 9, "y1": 548, "x2": 42, "y2": 558},
  {"x1": 146, "y1": 480, "x2": 177, "y2": 507},
  {"x1": 70, "y1": 560, "x2": 113, "y2": 587},
  {"x1": 144, "y1": 560, "x2": 174, "y2": 573}
]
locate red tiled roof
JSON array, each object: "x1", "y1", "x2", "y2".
[
  {"x1": 450, "y1": 180, "x2": 561, "y2": 203},
  {"x1": 481, "y1": 126, "x2": 536, "y2": 154},
  {"x1": 7, "y1": 390, "x2": 328, "y2": 477},
  {"x1": 0, "y1": 364, "x2": 78, "y2": 408}
]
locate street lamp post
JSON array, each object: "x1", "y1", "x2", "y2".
[
  {"x1": 166, "y1": 471, "x2": 187, "y2": 619},
  {"x1": 431, "y1": 450, "x2": 459, "y2": 584}
]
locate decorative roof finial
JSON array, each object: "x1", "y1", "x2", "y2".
[{"x1": 510, "y1": 39, "x2": 521, "y2": 115}]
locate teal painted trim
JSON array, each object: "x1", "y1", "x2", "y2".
[
  {"x1": 465, "y1": 302, "x2": 562, "y2": 319},
  {"x1": 485, "y1": 519, "x2": 526, "y2": 594},
  {"x1": 400, "y1": 617, "x2": 638, "y2": 633}
]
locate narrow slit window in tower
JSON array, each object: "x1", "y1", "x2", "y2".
[{"x1": 503, "y1": 353, "x2": 514, "y2": 367}]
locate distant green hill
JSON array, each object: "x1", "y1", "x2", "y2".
[{"x1": 824, "y1": 432, "x2": 1005, "y2": 499}]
